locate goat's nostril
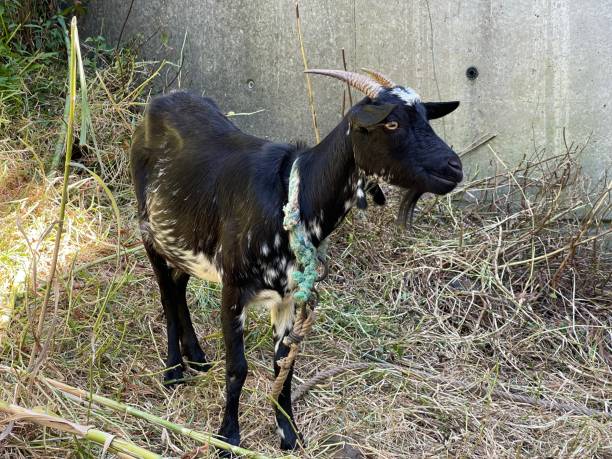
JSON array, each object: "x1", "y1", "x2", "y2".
[{"x1": 448, "y1": 157, "x2": 462, "y2": 172}]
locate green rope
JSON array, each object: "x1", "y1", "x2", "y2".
[{"x1": 282, "y1": 159, "x2": 325, "y2": 303}]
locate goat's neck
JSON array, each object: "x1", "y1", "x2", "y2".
[{"x1": 296, "y1": 116, "x2": 359, "y2": 244}]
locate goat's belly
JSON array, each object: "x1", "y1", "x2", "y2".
[
  {"x1": 156, "y1": 238, "x2": 221, "y2": 282},
  {"x1": 175, "y1": 249, "x2": 222, "y2": 282},
  {"x1": 249, "y1": 289, "x2": 283, "y2": 309}
]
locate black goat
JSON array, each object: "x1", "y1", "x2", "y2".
[{"x1": 130, "y1": 69, "x2": 463, "y2": 451}]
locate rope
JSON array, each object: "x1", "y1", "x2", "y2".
[
  {"x1": 282, "y1": 159, "x2": 321, "y2": 304},
  {"x1": 271, "y1": 304, "x2": 317, "y2": 401},
  {"x1": 291, "y1": 362, "x2": 611, "y2": 419},
  {"x1": 271, "y1": 159, "x2": 326, "y2": 402},
  {"x1": 292, "y1": 362, "x2": 375, "y2": 403}
]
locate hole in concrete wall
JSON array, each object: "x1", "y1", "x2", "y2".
[
  {"x1": 466, "y1": 66, "x2": 479, "y2": 80},
  {"x1": 246, "y1": 79, "x2": 255, "y2": 90}
]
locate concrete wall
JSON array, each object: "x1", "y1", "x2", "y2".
[{"x1": 84, "y1": 1, "x2": 612, "y2": 182}]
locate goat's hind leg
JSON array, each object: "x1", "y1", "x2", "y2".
[
  {"x1": 173, "y1": 271, "x2": 211, "y2": 372},
  {"x1": 143, "y1": 242, "x2": 185, "y2": 385},
  {"x1": 271, "y1": 298, "x2": 302, "y2": 450}
]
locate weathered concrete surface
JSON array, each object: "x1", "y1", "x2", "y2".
[{"x1": 84, "y1": 1, "x2": 612, "y2": 182}]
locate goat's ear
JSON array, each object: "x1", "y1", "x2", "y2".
[
  {"x1": 423, "y1": 101, "x2": 460, "y2": 120},
  {"x1": 351, "y1": 103, "x2": 396, "y2": 128}
]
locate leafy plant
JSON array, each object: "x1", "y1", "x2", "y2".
[{"x1": 0, "y1": 1, "x2": 88, "y2": 118}]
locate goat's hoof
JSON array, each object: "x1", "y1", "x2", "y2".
[
  {"x1": 185, "y1": 348, "x2": 212, "y2": 372},
  {"x1": 279, "y1": 429, "x2": 304, "y2": 451},
  {"x1": 216, "y1": 430, "x2": 240, "y2": 458},
  {"x1": 163, "y1": 365, "x2": 184, "y2": 386},
  {"x1": 217, "y1": 447, "x2": 238, "y2": 458},
  {"x1": 189, "y1": 360, "x2": 212, "y2": 372}
]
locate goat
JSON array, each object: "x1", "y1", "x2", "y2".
[{"x1": 130, "y1": 68, "x2": 463, "y2": 451}]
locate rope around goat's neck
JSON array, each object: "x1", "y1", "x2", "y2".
[
  {"x1": 271, "y1": 159, "x2": 325, "y2": 402},
  {"x1": 282, "y1": 158, "x2": 321, "y2": 304}
]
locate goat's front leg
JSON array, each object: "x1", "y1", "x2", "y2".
[
  {"x1": 218, "y1": 286, "x2": 248, "y2": 448},
  {"x1": 271, "y1": 298, "x2": 301, "y2": 450}
]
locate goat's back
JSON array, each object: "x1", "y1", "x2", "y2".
[
  {"x1": 141, "y1": 91, "x2": 239, "y2": 150},
  {"x1": 130, "y1": 91, "x2": 268, "y2": 210},
  {"x1": 130, "y1": 91, "x2": 297, "y2": 287}
]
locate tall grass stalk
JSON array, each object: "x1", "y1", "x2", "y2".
[
  {"x1": 0, "y1": 399, "x2": 162, "y2": 459},
  {"x1": 40, "y1": 374, "x2": 285, "y2": 459},
  {"x1": 295, "y1": 2, "x2": 319, "y2": 143},
  {"x1": 32, "y1": 16, "x2": 78, "y2": 358}
]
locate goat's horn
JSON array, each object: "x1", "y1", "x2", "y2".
[
  {"x1": 361, "y1": 68, "x2": 397, "y2": 88},
  {"x1": 305, "y1": 69, "x2": 383, "y2": 99}
]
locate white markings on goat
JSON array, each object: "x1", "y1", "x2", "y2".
[
  {"x1": 356, "y1": 188, "x2": 365, "y2": 199},
  {"x1": 247, "y1": 230, "x2": 252, "y2": 248},
  {"x1": 391, "y1": 87, "x2": 421, "y2": 106},
  {"x1": 249, "y1": 289, "x2": 283, "y2": 310},
  {"x1": 238, "y1": 309, "x2": 247, "y2": 330},
  {"x1": 270, "y1": 296, "x2": 295, "y2": 353},
  {"x1": 279, "y1": 257, "x2": 288, "y2": 270},
  {"x1": 274, "y1": 233, "x2": 281, "y2": 249},
  {"x1": 261, "y1": 242, "x2": 270, "y2": 257},
  {"x1": 265, "y1": 267, "x2": 279, "y2": 285},
  {"x1": 149, "y1": 195, "x2": 222, "y2": 282},
  {"x1": 174, "y1": 250, "x2": 222, "y2": 283},
  {"x1": 285, "y1": 262, "x2": 296, "y2": 291},
  {"x1": 344, "y1": 200, "x2": 352, "y2": 211},
  {"x1": 139, "y1": 221, "x2": 153, "y2": 242},
  {"x1": 308, "y1": 220, "x2": 322, "y2": 240},
  {"x1": 276, "y1": 426, "x2": 286, "y2": 440}
]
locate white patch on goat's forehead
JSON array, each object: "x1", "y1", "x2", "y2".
[{"x1": 391, "y1": 87, "x2": 421, "y2": 106}]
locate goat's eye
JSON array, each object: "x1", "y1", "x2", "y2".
[{"x1": 384, "y1": 121, "x2": 399, "y2": 130}]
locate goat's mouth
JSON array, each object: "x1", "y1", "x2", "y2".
[
  {"x1": 425, "y1": 171, "x2": 460, "y2": 194},
  {"x1": 397, "y1": 173, "x2": 460, "y2": 228},
  {"x1": 429, "y1": 172, "x2": 457, "y2": 186}
]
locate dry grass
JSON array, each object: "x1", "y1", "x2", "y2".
[{"x1": 0, "y1": 51, "x2": 611, "y2": 459}]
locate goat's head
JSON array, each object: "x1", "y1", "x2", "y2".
[{"x1": 307, "y1": 68, "x2": 463, "y2": 225}]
